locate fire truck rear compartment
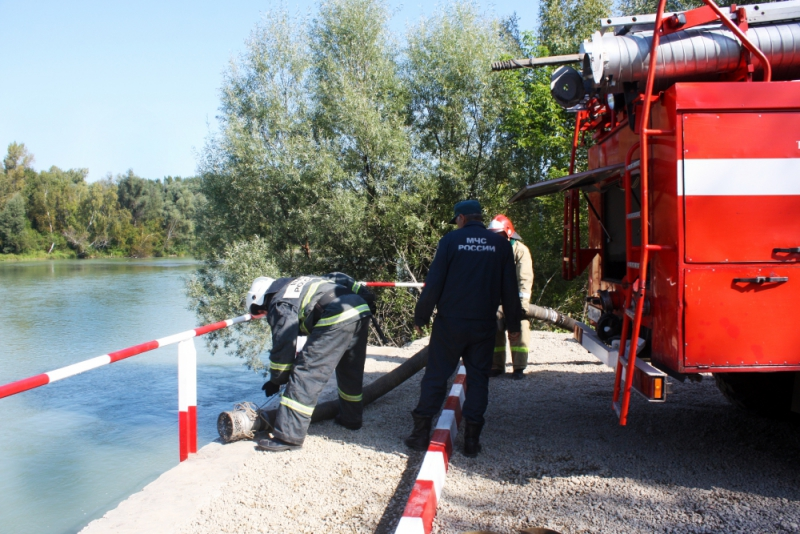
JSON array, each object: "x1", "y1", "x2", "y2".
[{"x1": 683, "y1": 264, "x2": 800, "y2": 369}]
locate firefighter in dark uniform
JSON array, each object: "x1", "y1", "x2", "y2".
[
  {"x1": 406, "y1": 200, "x2": 522, "y2": 457},
  {"x1": 246, "y1": 272, "x2": 376, "y2": 451}
]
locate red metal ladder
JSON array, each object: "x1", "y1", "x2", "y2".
[
  {"x1": 610, "y1": 0, "x2": 670, "y2": 426},
  {"x1": 611, "y1": 147, "x2": 652, "y2": 425}
]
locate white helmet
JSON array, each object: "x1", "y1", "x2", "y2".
[{"x1": 246, "y1": 277, "x2": 276, "y2": 314}]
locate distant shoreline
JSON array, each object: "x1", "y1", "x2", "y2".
[{"x1": 0, "y1": 251, "x2": 194, "y2": 263}]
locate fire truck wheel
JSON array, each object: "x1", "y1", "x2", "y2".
[{"x1": 713, "y1": 372, "x2": 797, "y2": 418}]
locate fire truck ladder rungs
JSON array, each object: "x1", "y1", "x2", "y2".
[{"x1": 612, "y1": 141, "x2": 652, "y2": 425}]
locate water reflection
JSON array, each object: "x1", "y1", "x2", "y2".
[{"x1": 0, "y1": 259, "x2": 266, "y2": 534}]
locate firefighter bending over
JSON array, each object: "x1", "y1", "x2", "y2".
[
  {"x1": 246, "y1": 272, "x2": 376, "y2": 452},
  {"x1": 488, "y1": 214, "x2": 533, "y2": 380}
]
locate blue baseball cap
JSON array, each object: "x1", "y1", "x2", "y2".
[{"x1": 449, "y1": 199, "x2": 482, "y2": 224}]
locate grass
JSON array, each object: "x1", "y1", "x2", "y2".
[{"x1": 0, "y1": 250, "x2": 77, "y2": 262}]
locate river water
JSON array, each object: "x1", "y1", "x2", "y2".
[{"x1": 0, "y1": 259, "x2": 265, "y2": 534}]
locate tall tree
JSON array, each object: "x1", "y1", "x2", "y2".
[
  {"x1": 191, "y1": 0, "x2": 525, "y2": 349},
  {"x1": 493, "y1": 0, "x2": 611, "y2": 316},
  {"x1": 0, "y1": 194, "x2": 31, "y2": 253},
  {"x1": 1, "y1": 142, "x2": 35, "y2": 202}
]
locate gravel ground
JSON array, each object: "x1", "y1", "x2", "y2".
[{"x1": 178, "y1": 332, "x2": 800, "y2": 534}]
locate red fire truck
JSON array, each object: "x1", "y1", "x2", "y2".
[{"x1": 494, "y1": 0, "x2": 800, "y2": 424}]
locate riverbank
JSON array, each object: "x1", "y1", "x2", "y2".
[
  {"x1": 0, "y1": 251, "x2": 193, "y2": 262},
  {"x1": 80, "y1": 333, "x2": 800, "y2": 533},
  {"x1": 80, "y1": 341, "x2": 427, "y2": 534}
]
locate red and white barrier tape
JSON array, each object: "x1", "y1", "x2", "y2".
[
  {"x1": 396, "y1": 364, "x2": 467, "y2": 534},
  {"x1": 0, "y1": 313, "x2": 262, "y2": 400},
  {"x1": 360, "y1": 281, "x2": 424, "y2": 288},
  {"x1": 0, "y1": 312, "x2": 264, "y2": 462}
]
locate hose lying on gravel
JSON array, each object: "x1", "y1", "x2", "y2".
[
  {"x1": 219, "y1": 345, "x2": 430, "y2": 440},
  {"x1": 526, "y1": 304, "x2": 578, "y2": 331},
  {"x1": 309, "y1": 304, "x2": 573, "y2": 422},
  {"x1": 309, "y1": 346, "x2": 429, "y2": 422},
  {"x1": 219, "y1": 304, "x2": 576, "y2": 441}
]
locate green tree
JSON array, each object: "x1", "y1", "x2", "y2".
[
  {"x1": 0, "y1": 194, "x2": 32, "y2": 253},
  {"x1": 191, "y1": 0, "x2": 527, "y2": 350},
  {"x1": 25, "y1": 166, "x2": 88, "y2": 252},
  {"x1": 161, "y1": 177, "x2": 204, "y2": 253},
  {"x1": 117, "y1": 170, "x2": 164, "y2": 227},
  {"x1": 538, "y1": 0, "x2": 611, "y2": 56},
  {"x1": 1, "y1": 142, "x2": 35, "y2": 200},
  {"x1": 493, "y1": 0, "x2": 611, "y2": 317},
  {"x1": 186, "y1": 237, "x2": 281, "y2": 370}
]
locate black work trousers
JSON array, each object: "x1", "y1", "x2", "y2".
[
  {"x1": 412, "y1": 314, "x2": 496, "y2": 425},
  {"x1": 273, "y1": 316, "x2": 369, "y2": 445}
]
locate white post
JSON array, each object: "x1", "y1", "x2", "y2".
[{"x1": 178, "y1": 339, "x2": 197, "y2": 461}]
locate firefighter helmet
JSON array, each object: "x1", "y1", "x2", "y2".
[
  {"x1": 246, "y1": 277, "x2": 276, "y2": 314},
  {"x1": 488, "y1": 214, "x2": 522, "y2": 241}
]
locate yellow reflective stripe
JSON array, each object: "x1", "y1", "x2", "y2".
[
  {"x1": 270, "y1": 362, "x2": 293, "y2": 371},
  {"x1": 510, "y1": 347, "x2": 528, "y2": 353},
  {"x1": 352, "y1": 282, "x2": 362, "y2": 293},
  {"x1": 299, "y1": 280, "x2": 325, "y2": 334},
  {"x1": 280, "y1": 396, "x2": 314, "y2": 417},
  {"x1": 315, "y1": 304, "x2": 371, "y2": 327},
  {"x1": 299, "y1": 281, "x2": 325, "y2": 320},
  {"x1": 338, "y1": 388, "x2": 362, "y2": 402},
  {"x1": 301, "y1": 281, "x2": 324, "y2": 312},
  {"x1": 494, "y1": 347, "x2": 506, "y2": 352}
]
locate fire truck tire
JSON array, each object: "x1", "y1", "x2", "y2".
[{"x1": 713, "y1": 372, "x2": 796, "y2": 418}]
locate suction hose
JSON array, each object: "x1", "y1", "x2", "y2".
[
  {"x1": 307, "y1": 304, "x2": 575, "y2": 422},
  {"x1": 526, "y1": 303, "x2": 579, "y2": 331},
  {"x1": 218, "y1": 304, "x2": 577, "y2": 441},
  {"x1": 310, "y1": 345, "x2": 429, "y2": 422}
]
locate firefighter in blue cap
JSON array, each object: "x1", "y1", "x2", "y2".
[
  {"x1": 246, "y1": 272, "x2": 376, "y2": 451},
  {"x1": 406, "y1": 200, "x2": 522, "y2": 457}
]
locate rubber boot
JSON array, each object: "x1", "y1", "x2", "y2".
[
  {"x1": 463, "y1": 420, "x2": 484, "y2": 457},
  {"x1": 257, "y1": 436, "x2": 302, "y2": 452},
  {"x1": 404, "y1": 413, "x2": 432, "y2": 451},
  {"x1": 334, "y1": 414, "x2": 362, "y2": 430}
]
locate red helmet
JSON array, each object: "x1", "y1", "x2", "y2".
[{"x1": 488, "y1": 214, "x2": 522, "y2": 240}]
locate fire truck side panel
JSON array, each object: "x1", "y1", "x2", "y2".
[
  {"x1": 683, "y1": 112, "x2": 800, "y2": 264},
  {"x1": 684, "y1": 265, "x2": 800, "y2": 368},
  {"x1": 672, "y1": 82, "x2": 800, "y2": 372},
  {"x1": 647, "y1": 101, "x2": 684, "y2": 373}
]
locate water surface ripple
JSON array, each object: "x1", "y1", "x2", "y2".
[{"x1": 0, "y1": 259, "x2": 264, "y2": 534}]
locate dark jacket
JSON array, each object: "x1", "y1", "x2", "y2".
[
  {"x1": 414, "y1": 220, "x2": 522, "y2": 331},
  {"x1": 267, "y1": 272, "x2": 374, "y2": 384}
]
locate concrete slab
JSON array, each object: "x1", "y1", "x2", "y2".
[{"x1": 80, "y1": 438, "x2": 257, "y2": 533}]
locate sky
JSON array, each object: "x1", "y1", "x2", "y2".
[{"x1": 0, "y1": 1, "x2": 539, "y2": 182}]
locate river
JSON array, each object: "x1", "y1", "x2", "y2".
[{"x1": 0, "y1": 259, "x2": 265, "y2": 534}]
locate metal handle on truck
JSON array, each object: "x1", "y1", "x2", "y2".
[
  {"x1": 733, "y1": 276, "x2": 789, "y2": 284},
  {"x1": 773, "y1": 247, "x2": 800, "y2": 254}
]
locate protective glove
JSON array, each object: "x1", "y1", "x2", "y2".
[{"x1": 262, "y1": 381, "x2": 281, "y2": 398}]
